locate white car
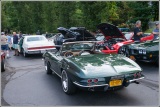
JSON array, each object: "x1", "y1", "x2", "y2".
[{"x1": 18, "y1": 35, "x2": 56, "y2": 57}]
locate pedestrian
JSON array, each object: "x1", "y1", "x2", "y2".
[
  {"x1": 36, "y1": 30, "x2": 40, "y2": 35},
  {"x1": 54, "y1": 33, "x2": 64, "y2": 51},
  {"x1": 12, "y1": 32, "x2": 19, "y2": 56},
  {"x1": 6, "y1": 33, "x2": 12, "y2": 50},
  {"x1": 1, "y1": 32, "x2": 10, "y2": 58},
  {"x1": 133, "y1": 20, "x2": 143, "y2": 42},
  {"x1": 19, "y1": 31, "x2": 23, "y2": 39},
  {"x1": 152, "y1": 22, "x2": 159, "y2": 40}
]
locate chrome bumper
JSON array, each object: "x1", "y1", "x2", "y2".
[
  {"x1": 27, "y1": 48, "x2": 56, "y2": 54},
  {"x1": 73, "y1": 82, "x2": 108, "y2": 88}
]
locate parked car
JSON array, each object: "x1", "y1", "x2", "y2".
[
  {"x1": 96, "y1": 23, "x2": 134, "y2": 54},
  {"x1": 96, "y1": 23, "x2": 155, "y2": 54},
  {"x1": 54, "y1": 27, "x2": 96, "y2": 46},
  {"x1": 118, "y1": 28, "x2": 130, "y2": 32},
  {"x1": 69, "y1": 27, "x2": 97, "y2": 41},
  {"x1": 18, "y1": 35, "x2": 56, "y2": 57},
  {"x1": 1, "y1": 51, "x2": 6, "y2": 72},
  {"x1": 118, "y1": 37, "x2": 159, "y2": 65},
  {"x1": 43, "y1": 41, "x2": 144, "y2": 95},
  {"x1": 124, "y1": 32, "x2": 154, "y2": 42},
  {"x1": 42, "y1": 33, "x2": 56, "y2": 38},
  {"x1": 95, "y1": 33, "x2": 105, "y2": 41}
]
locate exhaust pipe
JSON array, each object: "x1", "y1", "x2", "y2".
[{"x1": 88, "y1": 87, "x2": 95, "y2": 91}]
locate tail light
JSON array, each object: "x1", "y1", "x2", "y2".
[
  {"x1": 134, "y1": 72, "x2": 141, "y2": 78},
  {"x1": 134, "y1": 73, "x2": 137, "y2": 78},
  {"x1": 87, "y1": 79, "x2": 99, "y2": 83},
  {"x1": 87, "y1": 79, "x2": 92, "y2": 83},
  {"x1": 137, "y1": 72, "x2": 141, "y2": 77},
  {"x1": 94, "y1": 79, "x2": 98, "y2": 83}
]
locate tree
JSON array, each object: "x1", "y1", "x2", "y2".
[
  {"x1": 128, "y1": 1, "x2": 154, "y2": 31},
  {"x1": 1, "y1": 1, "x2": 159, "y2": 33}
]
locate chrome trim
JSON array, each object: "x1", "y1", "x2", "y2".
[
  {"x1": 73, "y1": 82, "x2": 108, "y2": 88},
  {"x1": 50, "y1": 68, "x2": 62, "y2": 78},
  {"x1": 129, "y1": 77, "x2": 145, "y2": 82}
]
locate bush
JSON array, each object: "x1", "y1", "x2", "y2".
[{"x1": 144, "y1": 29, "x2": 153, "y2": 33}]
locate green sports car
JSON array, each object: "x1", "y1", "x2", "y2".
[
  {"x1": 118, "y1": 38, "x2": 159, "y2": 65},
  {"x1": 42, "y1": 41, "x2": 144, "y2": 95}
]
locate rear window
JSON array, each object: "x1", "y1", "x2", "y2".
[{"x1": 27, "y1": 36, "x2": 46, "y2": 42}]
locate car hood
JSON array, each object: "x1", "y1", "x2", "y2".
[
  {"x1": 67, "y1": 54, "x2": 142, "y2": 78},
  {"x1": 57, "y1": 27, "x2": 80, "y2": 38},
  {"x1": 97, "y1": 23, "x2": 126, "y2": 40},
  {"x1": 69, "y1": 27, "x2": 96, "y2": 40},
  {"x1": 130, "y1": 39, "x2": 159, "y2": 50}
]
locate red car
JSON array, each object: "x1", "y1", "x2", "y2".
[
  {"x1": 96, "y1": 23, "x2": 154, "y2": 54},
  {"x1": 124, "y1": 32, "x2": 154, "y2": 42},
  {"x1": 1, "y1": 51, "x2": 6, "y2": 72}
]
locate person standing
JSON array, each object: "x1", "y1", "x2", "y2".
[
  {"x1": 7, "y1": 33, "x2": 12, "y2": 50},
  {"x1": 54, "y1": 34, "x2": 64, "y2": 51},
  {"x1": 1, "y1": 32, "x2": 10, "y2": 58},
  {"x1": 19, "y1": 31, "x2": 23, "y2": 39},
  {"x1": 12, "y1": 32, "x2": 19, "y2": 56},
  {"x1": 36, "y1": 30, "x2": 40, "y2": 35},
  {"x1": 133, "y1": 20, "x2": 143, "y2": 42},
  {"x1": 152, "y1": 22, "x2": 159, "y2": 40}
]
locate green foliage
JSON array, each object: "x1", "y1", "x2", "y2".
[
  {"x1": 1, "y1": 1, "x2": 159, "y2": 34},
  {"x1": 144, "y1": 28, "x2": 153, "y2": 33}
]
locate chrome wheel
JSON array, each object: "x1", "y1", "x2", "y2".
[
  {"x1": 44, "y1": 61, "x2": 47, "y2": 71},
  {"x1": 118, "y1": 47, "x2": 129, "y2": 57},
  {"x1": 23, "y1": 49, "x2": 27, "y2": 57},
  {"x1": 46, "y1": 62, "x2": 52, "y2": 74},
  {"x1": 61, "y1": 70, "x2": 68, "y2": 92}
]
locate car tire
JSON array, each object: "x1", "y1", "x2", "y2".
[
  {"x1": 155, "y1": 57, "x2": 159, "y2": 67},
  {"x1": 23, "y1": 49, "x2": 28, "y2": 57},
  {"x1": 1, "y1": 59, "x2": 5, "y2": 72},
  {"x1": 46, "y1": 62, "x2": 52, "y2": 74},
  {"x1": 61, "y1": 70, "x2": 76, "y2": 95}
]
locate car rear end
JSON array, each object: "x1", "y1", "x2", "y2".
[
  {"x1": 27, "y1": 45, "x2": 56, "y2": 54},
  {"x1": 24, "y1": 36, "x2": 56, "y2": 55}
]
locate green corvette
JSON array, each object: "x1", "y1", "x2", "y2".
[
  {"x1": 43, "y1": 41, "x2": 144, "y2": 94},
  {"x1": 119, "y1": 38, "x2": 159, "y2": 65}
]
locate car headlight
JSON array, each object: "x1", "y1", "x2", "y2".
[
  {"x1": 142, "y1": 50, "x2": 146, "y2": 54},
  {"x1": 139, "y1": 49, "x2": 146, "y2": 54},
  {"x1": 139, "y1": 50, "x2": 143, "y2": 54}
]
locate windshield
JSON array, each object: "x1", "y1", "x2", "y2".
[
  {"x1": 61, "y1": 42, "x2": 94, "y2": 51},
  {"x1": 124, "y1": 33, "x2": 132, "y2": 40},
  {"x1": 119, "y1": 28, "x2": 130, "y2": 32},
  {"x1": 27, "y1": 36, "x2": 46, "y2": 42}
]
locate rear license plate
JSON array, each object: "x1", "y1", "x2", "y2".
[
  {"x1": 109, "y1": 79, "x2": 122, "y2": 87},
  {"x1": 41, "y1": 50, "x2": 46, "y2": 53}
]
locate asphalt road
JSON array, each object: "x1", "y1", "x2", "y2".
[{"x1": 1, "y1": 50, "x2": 159, "y2": 106}]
